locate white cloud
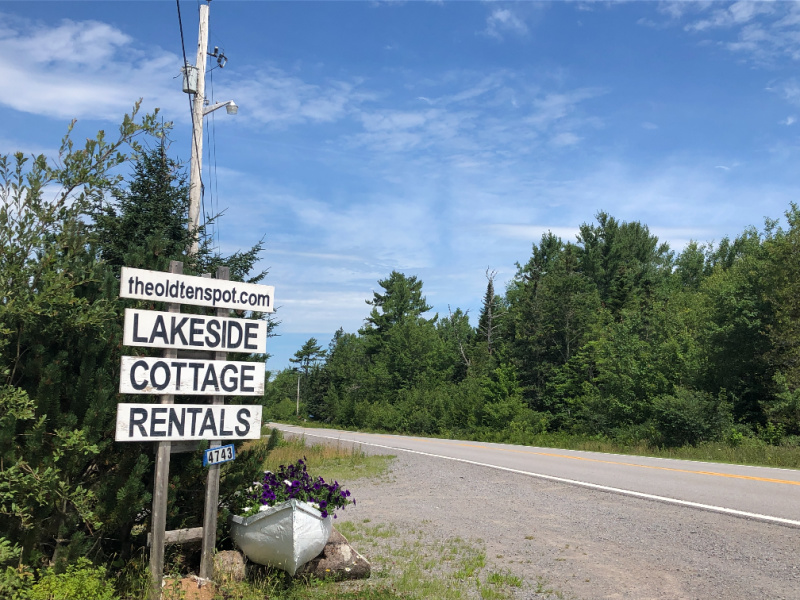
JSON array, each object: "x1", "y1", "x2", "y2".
[
  {"x1": 484, "y1": 8, "x2": 529, "y2": 40},
  {"x1": 550, "y1": 132, "x2": 581, "y2": 147},
  {"x1": 230, "y1": 68, "x2": 373, "y2": 127},
  {"x1": 685, "y1": 1, "x2": 774, "y2": 32},
  {"x1": 781, "y1": 116, "x2": 796, "y2": 125},
  {"x1": 0, "y1": 14, "x2": 183, "y2": 120}
]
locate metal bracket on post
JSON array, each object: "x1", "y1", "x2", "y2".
[
  {"x1": 199, "y1": 266, "x2": 230, "y2": 580},
  {"x1": 149, "y1": 260, "x2": 183, "y2": 600}
]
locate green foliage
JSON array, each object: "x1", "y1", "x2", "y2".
[
  {"x1": 0, "y1": 565, "x2": 33, "y2": 600},
  {"x1": 649, "y1": 387, "x2": 733, "y2": 447},
  {"x1": 1, "y1": 105, "x2": 273, "y2": 572},
  {"x1": 29, "y1": 558, "x2": 117, "y2": 600}
]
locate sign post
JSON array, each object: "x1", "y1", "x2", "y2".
[
  {"x1": 148, "y1": 260, "x2": 181, "y2": 598},
  {"x1": 201, "y1": 266, "x2": 229, "y2": 580}
]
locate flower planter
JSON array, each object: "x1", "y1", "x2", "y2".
[{"x1": 230, "y1": 499, "x2": 333, "y2": 575}]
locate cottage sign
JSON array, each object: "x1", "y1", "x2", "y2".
[{"x1": 119, "y1": 356, "x2": 264, "y2": 396}]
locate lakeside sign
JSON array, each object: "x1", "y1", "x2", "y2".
[
  {"x1": 124, "y1": 309, "x2": 268, "y2": 352},
  {"x1": 120, "y1": 356, "x2": 265, "y2": 396},
  {"x1": 115, "y1": 403, "x2": 262, "y2": 441},
  {"x1": 120, "y1": 266, "x2": 275, "y2": 313}
]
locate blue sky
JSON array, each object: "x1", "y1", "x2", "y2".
[{"x1": 3, "y1": 1, "x2": 800, "y2": 372}]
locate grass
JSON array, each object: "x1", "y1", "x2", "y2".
[
  {"x1": 332, "y1": 522, "x2": 524, "y2": 600},
  {"x1": 256, "y1": 434, "x2": 393, "y2": 484}
]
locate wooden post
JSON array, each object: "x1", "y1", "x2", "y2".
[
  {"x1": 199, "y1": 266, "x2": 230, "y2": 579},
  {"x1": 149, "y1": 260, "x2": 183, "y2": 599}
]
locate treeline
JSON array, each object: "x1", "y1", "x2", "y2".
[{"x1": 267, "y1": 210, "x2": 800, "y2": 448}]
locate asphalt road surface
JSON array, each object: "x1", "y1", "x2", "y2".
[
  {"x1": 269, "y1": 424, "x2": 800, "y2": 599},
  {"x1": 268, "y1": 423, "x2": 800, "y2": 527}
]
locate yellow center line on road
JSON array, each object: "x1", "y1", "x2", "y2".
[{"x1": 370, "y1": 434, "x2": 800, "y2": 487}]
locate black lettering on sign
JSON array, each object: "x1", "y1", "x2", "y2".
[
  {"x1": 132, "y1": 313, "x2": 148, "y2": 343},
  {"x1": 168, "y1": 407, "x2": 185, "y2": 437},
  {"x1": 244, "y1": 322, "x2": 258, "y2": 350},
  {"x1": 170, "y1": 316, "x2": 189, "y2": 346},
  {"x1": 149, "y1": 315, "x2": 168, "y2": 344},
  {"x1": 187, "y1": 407, "x2": 203, "y2": 436},
  {"x1": 129, "y1": 407, "x2": 148, "y2": 437},
  {"x1": 227, "y1": 321, "x2": 243, "y2": 349},
  {"x1": 199, "y1": 409, "x2": 217, "y2": 437},
  {"x1": 219, "y1": 410, "x2": 234, "y2": 436},
  {"x1": 240, "y1": 365, "x2": 255, "y2": 393},
  {"x1": 220, "y1": 364, "x2": 238, "y2": 392},
  {"x1": 150, "y1": 407, "x2": 167, "y2": 437},
  {"x1": 206, "y1": 319, "x2": 221, "y2": 348},
  {"x1": 235, "y1": 408, "x2": 251, "y2": 436},
  {"x1": 130, "y1": 360, "x2": 149, "y2": 391}
]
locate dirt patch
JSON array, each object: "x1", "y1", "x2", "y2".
[{"x1": 162, "y1": 576, "x2": 215, "y2": 600}]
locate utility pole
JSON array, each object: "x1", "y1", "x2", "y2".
[
  {"x1": 188, "y1": 1, "x2": 210, "y2": 256},
  {"x1": 186, "y1": 1, "x2": 237, "y2": 256}
]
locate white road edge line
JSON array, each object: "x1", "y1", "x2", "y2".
[{"x1": 272, "y1": 426, "x2": 800, "y2": 529}]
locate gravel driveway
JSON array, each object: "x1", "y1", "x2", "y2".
[{"x1": 331, "y1": 443, "x2": 800, "y2": 600}]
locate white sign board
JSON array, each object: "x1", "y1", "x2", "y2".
[
  {"x1": 120, "y1": 356, "x2": 265, "y2": 396},
  {"x1": 124, "y1": 308, "x2": 267, "y2": 353},
  {"x1": 115, "y1": 403, "x2": 262, "y2": 441},
  {"x1": 120, "y1": 266, "x2": 275, "y2": 313}
]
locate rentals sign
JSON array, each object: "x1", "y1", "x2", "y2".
[{"x1": 115, "y1": 403, "x2": 262, "y2": 441}]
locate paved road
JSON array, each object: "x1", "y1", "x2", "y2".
[{"x1": 268, "y1": 423, "x2": 800, "y2": 528}]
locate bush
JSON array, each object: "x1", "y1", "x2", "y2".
[
  {"x1": 650, "y1": 387, "x2": 732, "y2": 447},
  {"x1": 30, "y1": 558, "x2": 117, "y2": 600}
]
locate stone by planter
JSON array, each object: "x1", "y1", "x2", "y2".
[
  {"x1": 214, "y1": 550, "x2": 246, "y2": 582},
  {"x1": 230, "y1": 499, "x2": 332, "y2": 576},
  {"x1": 297, "y1": 527, "x2": 371, "y2": 580}
]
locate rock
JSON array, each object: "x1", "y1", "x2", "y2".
[
  {"x1": 297, "y1": 527, "x2": 371, "y2": 580},
  {"x1": 214, "y1": 550, "x2": 246, "y2": 582}
]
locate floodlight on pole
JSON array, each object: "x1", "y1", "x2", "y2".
[{"x1": 203, "y1": 100, "x2": 238, "y2": 116}]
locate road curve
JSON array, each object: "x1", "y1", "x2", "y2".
[{"x1": 268, "y1": 423, "x2": 800, "y2": 528}]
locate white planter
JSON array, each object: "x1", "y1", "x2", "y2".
[{"x1": 230, "y1": 499, "x2": 332, "y2": 575}]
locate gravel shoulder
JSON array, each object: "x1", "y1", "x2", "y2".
[{"x1": 330, "y1": 442, "x2": 800, "y2": 600}]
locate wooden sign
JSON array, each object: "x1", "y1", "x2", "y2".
[
  {"x1": 115, "y1": 403, "x2": 262, "y2": 441},
  {"x1": 124, "y1": 308, "x2": 267, "y2": 353},
  {"x1": 119, "y1": 356, "x2": 265, "y2": 396},
  {"x1": 120, "y1": 266, "x2": 275, "y2": 312}
]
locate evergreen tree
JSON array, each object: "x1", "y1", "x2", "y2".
[
  {"x1": 92, "y1": 141, "x2": 191, "y2": 271},
  {"x1": 362, "y1": 271, "x2": 433, "y2": 337}
]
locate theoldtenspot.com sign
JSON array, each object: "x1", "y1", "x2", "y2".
[
  {"x1": 120, "y1": 266, "x2": 275, "y2": 312},
  {"x1": 115, "y1": 403, "x2": 262, "y2": 441}
]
